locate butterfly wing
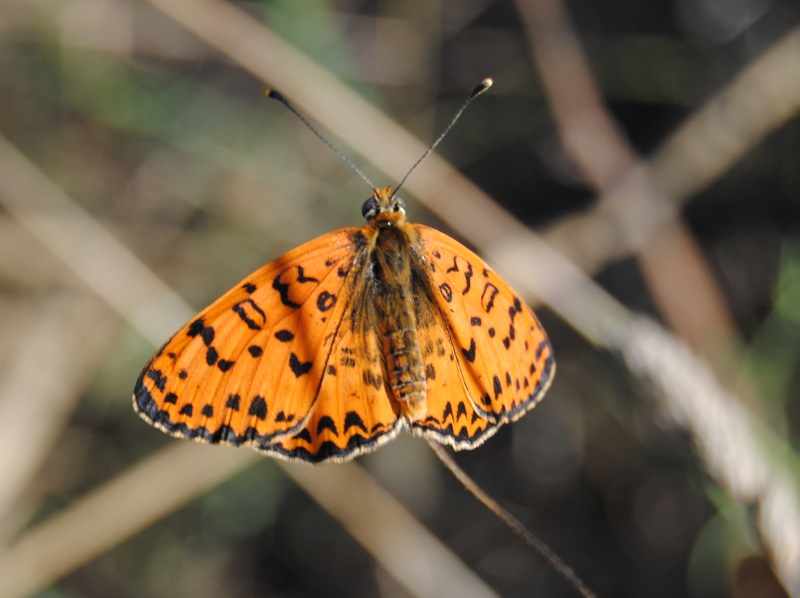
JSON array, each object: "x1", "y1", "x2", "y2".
[
  {"x1": 261, "y1": 302, "x2": 402, "y2": 463},
  {"x1": 134, "y1": 227, "x2": 375, "y2": 454},
  {"x1": 410, "y1": 308, "x2": 499, "y2": 448},
  {"x1": 408, "y1": 224, "x2": 555, "y2": 448}
]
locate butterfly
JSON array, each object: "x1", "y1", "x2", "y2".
[
  {"x1": 133, "y1": 184, "x2": 554, "y2": 463},
  {"x1": 133, "y1": 81, "x2": 554, "y2": 464}
]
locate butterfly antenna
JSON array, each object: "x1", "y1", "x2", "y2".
[
  {"x1": 264, "y1": 89, "x2": 375, "y2": 190},
  {"x1": 428, "y1": 441, "x2": 597, "y2": 598},
  {"x1": 392, "y1": 78, "x2": 493, "y2": 198}
]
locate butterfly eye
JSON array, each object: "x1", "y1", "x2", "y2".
[
  {"x1": 361, "y1": 197, "x2": 378, "y2": 220},
  {"x1": 394, "y1": 198, "x2": 406, "y2": 213}
]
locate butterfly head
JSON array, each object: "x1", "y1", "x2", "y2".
[{"x1": 362, "y1": 186, "x2": 407, "y2": 228}]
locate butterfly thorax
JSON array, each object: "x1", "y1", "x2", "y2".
[{"x1": 362, "y1": 187, "x2": 427, "y2": 421}]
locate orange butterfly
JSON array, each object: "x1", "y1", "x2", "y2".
[{"x1": 133, "y1": 84, "x2": 555, "y2": 464}]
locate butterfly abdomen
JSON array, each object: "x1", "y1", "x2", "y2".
[
  {"x1": 385, "y1": 323, "x2": 427, "y2": 420},
  {"x1": 372, "y1": 226, "x2": 428, "y2": 421}
]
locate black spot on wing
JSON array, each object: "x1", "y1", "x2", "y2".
[
  {"x1": 273, "y1": 266, "x2": 321, "y2": 309},
  {"x1": 205, "y1": 346, "x2": 218, "y2": 366},
  {"x1": 289, "y1": 353, "x2": 313, "y2": 377},
  {"x1": 463, "y1": 262, "x2": 473, "y2": 294},
  {"x1": 147, "y1": 369, "x2": 167, "y2": 391},
  {"x1": 226, "y1": 394, "x2": 241, "y2": 411},
  {"x1": 442, "y1": 402, "x2": 454, "y2": 421},
  {"x1": 317, "y1": 291, "x2": 336, "y2": 312},
  {"x1": 187, "y1": 318, "x2": 204, "y2": 337},
  {"x1": 201, "y1": 326, "x2": 215, "y2": 346},
  {"x1": 233, "y1": 299, "x2": 266, "y2": 330},
  {"x1": 362, "y1": 370, "x2": 382, "y2": 389},
  {"x1": 439, "y1": 283, "x2": 453, "y2": 303},
  {"x1": 512, "y1": 297, "x2": 523, "y2": 316},
  {"x1": 344, "y1": 411, "x2": 368, "y2": 434},
  {"x1": 424, "y1": 362, "x2": 436, "y2": 380},
  {"x1": 248, "y1": 345, "x2": 263, "y2": 357},
  {"x1": 275, "y1": 329, "x2": 294, "y2": 342},
  {"x1": 481, "y1": 283, "x2": 499, "y2": 313},
  {"x1": 316, "y1": 416, "x2": 339, "y2": 437},
  {"x1": 249, "y1": 396, "x2": 267, "y2": 420},
  {"x1": 296, "y1": 266, "x2": 318, "y2": 283},
  {"x1": 461, "y1": 339, "x2": 476, "y2": 363},
  {"x1": 273, "y1": 273, "x2": 300, "y2": 309},
  {"x1": 446, "y1": 256, "x2": 473, "y2": 294},
  {"x1": 493, "y1": 375, "x2": 502, "y2": 399}
]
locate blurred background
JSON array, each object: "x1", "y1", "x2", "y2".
[{"x1": 1, "y1": 0, "x2": 799, "y2": 597}]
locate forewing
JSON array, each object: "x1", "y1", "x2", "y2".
[
  {"x1": 410, "y1": 225, "x2": 555, "y2": 446},
  {"x1": 133, "y1": 228, "x2": 363, "y2": 451}
]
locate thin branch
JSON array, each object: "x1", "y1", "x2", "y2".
[
  {"x1": 515, "y1": 0, "x2": 737, "y2": 355},
  {"x1": 428, "y1": 441, "x2": 596, "y2": 598}
]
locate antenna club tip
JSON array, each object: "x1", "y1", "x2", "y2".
[
  {"x1": 471, "y1": 78, "x2": 494, "y2": 98},
  {"x1": 264, "y1": 89, "x2": 285, "y2": 102}
]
